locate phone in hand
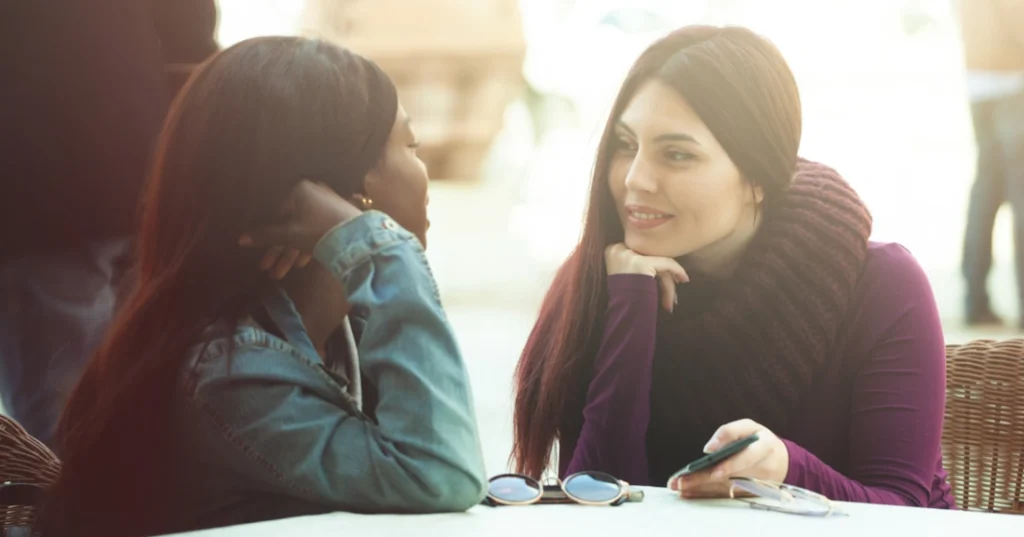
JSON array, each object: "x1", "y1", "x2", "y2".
[{"x1": 669, "y1": 433, "x2": 759, "y2": 481}]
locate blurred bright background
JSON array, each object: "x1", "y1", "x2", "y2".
[{"x1": 214, "y1": 0, "x2": 1017, "y2": 474}]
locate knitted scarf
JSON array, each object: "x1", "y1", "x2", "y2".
[{"x1": 644, "y1": 159, "x2": 873, "y2": 483}]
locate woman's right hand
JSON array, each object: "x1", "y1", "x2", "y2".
[
  {"x1": 604, "y1": 243, "x2": 689, "y2": 312},
  {"x1": 239, "y1": 180, "x2": 365, "y2": 279}
]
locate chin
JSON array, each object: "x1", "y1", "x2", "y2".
[{"x1": 624, "y1": 233, "x2": 690, "y2": 259}]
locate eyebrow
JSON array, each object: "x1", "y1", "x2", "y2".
[{"x1": 615, "y1": 120, "x2": 700, "y2": 145}]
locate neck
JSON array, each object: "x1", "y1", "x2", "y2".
[
  {"x1": 682, "y1": 210, "x2": 762, "y2": 279},
  {"x1": 283, "y1": 265, "x2": 350, "y2": 357}
]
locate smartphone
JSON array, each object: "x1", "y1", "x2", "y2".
[{"x1": 669, "y1": 433, "x2": 759, "y2": 480}]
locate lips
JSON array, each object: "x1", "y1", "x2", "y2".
[{"x1": 625, "y1": 204, "x2": 674, "y2": 230}]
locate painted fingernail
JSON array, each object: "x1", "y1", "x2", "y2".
[{"x1": 238, "y1": 235, "x2": 252, "y2": 246}]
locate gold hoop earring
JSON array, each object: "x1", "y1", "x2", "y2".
[{"x1": 354, "y1": 194, "x2": 373, "y2": 210}]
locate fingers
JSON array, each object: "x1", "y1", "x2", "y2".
[
  {"x1": 652, "y1": 257, "x2": 686, "y2": 312},
  {"x1": 675, "y1": 419, "x2": 779, "y2": 499},
  {"x1": 258, "y1": 246, "x2": 284, "y2": 271},
  {"x1": 650, "y1": 257, "x2": 689, "y2": 284},
  {"x1": 657, "y1": 272, "x2": 676, "y2": 312},
  {"x1": 239, "y1": 224, "x2": 297, "y2": 249},
  {"x1": 675, "y1": 440, "x2": 771, "y2": 497},
  {"x1": 674, "y1": 467, "x2": 733, "y2": 498},
  {"x1": 241, "y1": 226, "x2": 314, "y2": 279},
  {"x1": 270, "y1": 248, "x2": 303, "y2": 280},
  {"x1": 239, "y1": 179, "x2": 322, "y2": 248},
  {"x1": 705, "y1": 419, "x2": 761, "y2": 453},
  {"x1": 250, "y1": 245, "x2": 312, "y2": 279},
  {"x1": 678, "y1": 480, "x2": 732, "y2": 499},
  {"x1": 677, "y1": 479, "x2": 754, "y2": 500},
  {"x1": 603, "y1": 243, "x2": 690, "y2": 286},
  {"x1": 706, "y1": 437, "x2": 772, "y2": 481},
  {"x1": 675, "y1": 466, "x2": 717, "y2": 494}
]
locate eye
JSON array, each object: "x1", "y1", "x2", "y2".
[
  {"x1": 664, "y1": 148, "x2": 695, "y2": 162},
  {"x1": 408, "y1": 141, "x2": 421, "y2": 149}
]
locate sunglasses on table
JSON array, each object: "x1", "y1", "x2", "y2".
[
  {"x1": 728, "y1": 477, "x2": 845, "y2": 517},
  {"x1": 484, "y1": 471, "x2": 644, "y2": 507}
]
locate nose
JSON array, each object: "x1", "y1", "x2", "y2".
[{"x1": 623, "y1": 154, "x2": 658, "y2": 194}]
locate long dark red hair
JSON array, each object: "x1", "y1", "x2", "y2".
[
  {"x1": 512, "y1": 26, "x2": 802, "y2": 478},
  {"x1": 39, "y1": 37, "x2": 397, "y2": 537}
]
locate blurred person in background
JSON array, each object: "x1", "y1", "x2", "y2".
[
  {"x1": 958, "y1": 0, "x2": 1024, "y2": 328},
  {"x1": 40, "y1": 37, "x2": 486, "y2": 537},
  {"x1": 0, "y1": 0, "x2": 218, "y2": 447},
  {"x1": 514, "y1": 25, "x2": 953, "y2": 509}
]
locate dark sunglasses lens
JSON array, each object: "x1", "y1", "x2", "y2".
[
  {"x1": 488, "y1": 476, "x2": 542, "y2": 503},
  {"x1": 563, "y1": 472, "x2": 621, "y2": 503}
]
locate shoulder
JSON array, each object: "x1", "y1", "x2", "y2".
[
  {"x1": 842, "y1": 242, "x2": 943, "y2": 353},
  {"x1": 858, "y1": 242, "x2": 935, "y2": 306}
]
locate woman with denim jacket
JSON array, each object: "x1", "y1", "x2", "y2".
[{"x1": 40, "y1": 37, "x2": 487, "y2": 537}]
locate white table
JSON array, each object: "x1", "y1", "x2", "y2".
[{"x1": 167, "y1": 487, "x2": 1023, "y2": 536}]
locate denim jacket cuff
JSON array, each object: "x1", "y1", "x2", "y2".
[{"x1": 312, "y1": 211, "x2": 417, "y2": 278}]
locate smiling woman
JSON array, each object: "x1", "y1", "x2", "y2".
[
  {"x1": 608, "y1": 80, "x2": 764, "y2": 276},
  {"x1": 513, "y1": 25, "x2": 955, "y2": 510}
]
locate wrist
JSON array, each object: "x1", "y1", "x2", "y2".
[
  {"x1": 318, "y1": 208, "x2": 362, "y2": 240},
  {"x1": 313, "y1": 215, "x2": 362, "y2": 253},
  {"x1": 606, "y1": 266, "x2": 656, "y2": 277},
  {"x1": 606, "y1": 274, "x2": 659, "y2": 295}
]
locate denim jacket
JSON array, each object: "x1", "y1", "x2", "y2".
[{"x1": 170, "y1": 211, "x2": 487, "y2": 531}]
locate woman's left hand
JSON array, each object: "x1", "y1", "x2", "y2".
[
  {"x1": 239, "y1": 180, "x2": 365, "y2": 280},
  {"x1": 669, "y1": 419, "x2": 790, "y2": 499}
]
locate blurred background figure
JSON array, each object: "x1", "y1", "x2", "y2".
[
  {"x1": 299, "y1": 0, "x2": 526, "y2": 182},
  {"x1": 957, "y1": 0, "x2": 1024, "y2": 328},
  {"x1": 0, "y1": 0, "x2": 218, "y2": 447}
]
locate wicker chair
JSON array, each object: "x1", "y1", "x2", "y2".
[
  {"x1": 943, "y1": 339, "x2": 1024, "y2": 513},
  {"x1": 0, "y1": 415, "x2": 61, "y2": 534}
]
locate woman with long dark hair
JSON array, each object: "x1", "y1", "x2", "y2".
[
  {"x1": 41, "y1": 36, "x2": 486, "y2": 537},
  {"x1": 513, "y1": 26, "x2": 955, "y2": 508}
]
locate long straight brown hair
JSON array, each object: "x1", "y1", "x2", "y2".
[
  {"x1": 512, "y1": 26, "x2": 802, "y2": 478},
  {"x1": 39, "y1": 37, "x2": 397, "y2": 537}
]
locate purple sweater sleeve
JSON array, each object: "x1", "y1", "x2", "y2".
[
  {"x1": 783, "y1": 244, "x2": 949, "y2": 507},
  {"x1": 561, "y1": 274, "x2": 658, "y2": 485}
]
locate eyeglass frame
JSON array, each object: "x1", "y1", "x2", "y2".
[
  {"x1": 728, "y1": 476, "x2": 843, "y2": 517},
  {"x1": 484, "y1": 471, "x2": 644, "y2": 507}
]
